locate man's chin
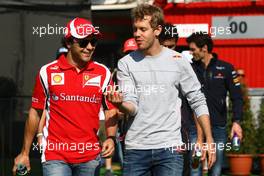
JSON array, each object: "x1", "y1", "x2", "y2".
[
  {"x1": 138, "y1": 45, "x2": 146, "y2": 51},
  {"x1": 81, "y1": 57, "x2": 91, "y2": 62}
]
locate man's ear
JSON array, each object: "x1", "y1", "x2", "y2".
[
  {"x1": 65, "y1": 38, "x2": 73, "y2": 49},
  {"x1": 66, "y1": 41, "x2": 71, "y2": 49},
  {"x1": 154, "y1": 25, "x2": 162, "y2": 37},
  {"x1": 202, "y1": 45, "x2": 208, "y2": 52}
]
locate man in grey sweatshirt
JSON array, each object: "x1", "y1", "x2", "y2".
[{"x1": 105, "y1": 4, "x2": 216, "y2": 176}]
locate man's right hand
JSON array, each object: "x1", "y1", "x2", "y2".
[
  {"x1": 104, "y1": 85, "x2": 123, "y2": 106},
  {"x1": 195, "y1": 139, "x2": 206, "y2": 161},
  {"x1": 12, "y1": 153, "x2": 30, "y2": 176},
  {"x1": 104, "y1": 85, "x2": 138, "y2": 116},
  {"x1": 205, "y1": 138, "x2": 216, "y2": 169}
]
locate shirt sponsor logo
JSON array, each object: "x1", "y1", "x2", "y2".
[
  {"x1": 50, "y1": 66, "x2": 59, "y2": 70},
  {"x1": 214, "y1": 73, "x2": 224, "y2": 79},
  {"x1": 83, "y1": 73, "x2": 101, "y2": 87},
  {"x1": 51, "y1": 94, "x2": 59, "y2": 101},
  {"x1": 51, "y1": 93, "x2": 101, "y2": 104},
  {"x1": 216, "y1": 66, "x2": 225, "y2": 70},
  {"x1": 172, "y1": 55, "x2": 182, "y2": 60},
  {"x1": 51, "y1": 73, "x2": 64, "y2": 85}
]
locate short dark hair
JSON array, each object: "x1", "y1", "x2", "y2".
[
  {"x1": 186, "y1": 32, "x2": 213, "y2": 53},
  {"x1": 159, "y1": 23, "x2": 179, "y2": 42}
]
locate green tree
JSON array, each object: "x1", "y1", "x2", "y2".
[
  {"x1": 256, "y1": 98, "x2": 264, "y2": 154},
  {"x1": 227, "y1": 83, "x2": 256, "y2": 154}
]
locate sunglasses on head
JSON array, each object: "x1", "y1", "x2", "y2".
[{"x1": 74, "y1": 38, "x2": 98, "y2": 48}]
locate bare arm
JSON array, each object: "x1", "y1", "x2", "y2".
[
  {"x1": 21, "y1": 108, "x2": 42, "y2": 155},
  {"x1": 117, "y1": 101, "x2": 137, "y2": 116},
  {"x1": 105, "y1": 109, "x2": 118, "y2": 137},
  {"x1": 37, "y1": 111, "x2": 46, "y2": 146},
  {"x1": 193, "y1": 113, "x2": 204, "y2": 144},
  {"x1": 196, "y1": 114, "x2": 216, "y2": 169},
  {"x1": 192, "y1": 113, "x2": 207, "y2": 158},
  {"x1": 38, "y1": 111, "x2": 45, "y2": 133},
  {"x1": 101, "y1": 109, "x2": 118, "y2": 158},
  {"x1": 13, "y1": 107, "x2": 42, "y2": 175},
  {"x1": 197, "y1": 115, "x2": 213, "y2": 142}
]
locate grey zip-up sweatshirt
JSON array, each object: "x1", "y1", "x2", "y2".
[{"x1": 117, "y1": 47, "x2": 209, "y2": 150}]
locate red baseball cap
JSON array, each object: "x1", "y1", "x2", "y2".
[
  {"x1": 65, "y1": 17, "x2": 100, "y2": 39},
  {"x1": 123, "y1": 38, "x2": 138, "y2": 53}
]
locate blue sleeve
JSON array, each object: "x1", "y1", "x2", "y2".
[{"x1": 225, "y1": 64, "x2": 243, "y2": 121}]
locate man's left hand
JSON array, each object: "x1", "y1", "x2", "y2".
[
  {"x1": 101, "y1": 138, "x2": 115, "y2": 158},
  {"x1": 205, "y1": 138, "x2": 216, "y2": 169},
  {"x1": 231, "y1": 122, "x2": 243, "y2": 140}
]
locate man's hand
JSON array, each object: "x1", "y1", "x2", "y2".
[
  {"x1": 231, "y1": 122, "x2": 243, "y2": 140},
  {"x1": 195, "y1": 140, "x2": 206, "y2": 161},
  {"x1": 205, "y1": 138, "x2": 216, "y2": 169},
  {"x1": 12, "y1": 153, "x2": 30, "y2": 176},
  {"x1": 193, "y1": 136, "x2": 216, "y2": 169},
  {"x1": 104, "y1": 85, "x2": 123, "y2": 106},
  {"x1": 196, "y1": 114, "x2": 216, "y2": 169},
  {"x1": 101, "y1": 138, "x2": 115, "y2": 158},
  {"x1": 104, "y1": 85, "x2": 138, "y2": 116}
]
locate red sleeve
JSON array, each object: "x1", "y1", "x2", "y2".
[{"x1": 31, "y1": 73, "x2": 46, "y2": 110}]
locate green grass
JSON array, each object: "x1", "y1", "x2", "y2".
[{"x1": 100, "y1": 167, "x2": 122, "y2": 176}]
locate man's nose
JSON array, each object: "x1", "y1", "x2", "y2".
[
  {"x1": 85, "y1": 42, "x2": 94, "y2": 50},
  {"x1": 134, "y1": 29, "x2": 140, "y2": 38}
]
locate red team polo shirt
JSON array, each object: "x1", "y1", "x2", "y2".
[{"x1": 31, "y1": 54, "x2": 115, "y2": 163}]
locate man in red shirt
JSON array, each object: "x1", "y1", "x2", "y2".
[{"x1": 13, "y1": 17, "x2": 117, "y2": 176}]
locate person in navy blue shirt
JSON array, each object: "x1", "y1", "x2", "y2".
[{"x1": 187, "y1": 32, "x2": 243, "y2": 176}]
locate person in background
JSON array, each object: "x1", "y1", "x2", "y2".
[
  {"x1": 55, "y1": 38, "x2": 68, "y2": 59},
  {"x1": 123, "y1": 38, "x2": 138, "y2": 54},
  {"x1": 236, "y1": 68, "x2": 246, "y2": 85},
  {"x1": 159, "y1": 23, "x2": 178, "y2": 50},
  {"x1": 13, "y1": 17, "x2": 117, "y2": 176},
  {"x1": 187, "y1": 32, "x2": 243, "y2": 176}
]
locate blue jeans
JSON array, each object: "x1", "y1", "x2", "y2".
[
  {"x1": 42, "y1": 155, "x2": 101, "y2": 176},
  {"x1": 116, "y1": 136, "x2": 124, "y2": 167},
  {"x1": 189, "y1": 125, "x2": 227, "y2": 176},
  {"x1": 123, "y1": 148, "x2": 183, "y2": 176}
]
